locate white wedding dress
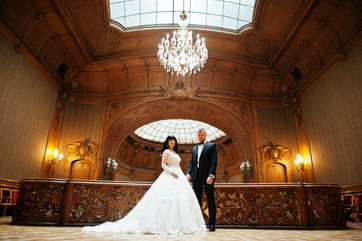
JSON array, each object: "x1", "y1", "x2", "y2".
[{"x1": 82, "y1": 149, "x2": 207, "y2": 234}]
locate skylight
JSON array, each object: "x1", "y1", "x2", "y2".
[
  {"x1": 134, "y1": 119, "x2": 226, "y2": 144},
  {"x1": 109, "y1": 0, "x2": 255, "y2": 32}
]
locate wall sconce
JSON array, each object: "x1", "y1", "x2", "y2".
[
  {"x1": 240, "y1": 160, "x2": 252, "y2": 177},
  {"x1": 294, "y1": 154, "x2": 305, "y2": 171},
  {"x1": 48, "y1": 149, "x2": 64, "y2": 178},
  {"x1": 105, "y1": 157, "x2": 118, "y2": 174},
  {"x1": 48, "y1": 149, "x2": 64, "y2": 165}
]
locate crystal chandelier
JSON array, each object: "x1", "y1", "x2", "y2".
[{"x1": 157, "y1": 10, "x2": 208, "y2": 76}]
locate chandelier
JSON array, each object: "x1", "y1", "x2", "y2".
[{"x1": 157, "y1": 10, "x2": 208, "y2": 76}]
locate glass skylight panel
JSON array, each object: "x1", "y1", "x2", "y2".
[
  {"x1": 157, "y1": 12, "x2": 173, "y2": 24},
  {"x1": 110, "y1": 2, "x2": 124, "y2": 19},
  {"x1": 190, "y1": 13, "x2": 206, "y2": 26},
  {"x1": 141, "y1": 0, "x2": 156, "y2": 12},
  {"x1": 125, "y1": 15, "x2": 140, "y2": 27},
  {"x1": 224, "y1": 2, "x2": 239, "y2": 16},
  {"x1": 207, "y1": 15, "x2": 222, "y2": 28},
  {"x1": 141, "y1": 13, "x2": 156, "y2": 25},
  {"x1": 191, "y1": 0, "x2": 207, "y2": 12},
  {"x1": 157, "y1": 0, "x2": 173, "y2": 11},
  {"x1": 134, "y1": 119, "x2": 226, "y2": 144},
  {"x1": 238, "y1": 3, "x2": 253, "y2": 22},
  {"x1": 223, "y1": 16, "x2": 237, "y2": 29},
  {"x1": 110, "y1": 0, "x2": 255, "y2": 32},
  {"x1": 207, "y1": 0, "x2": 224, "y2": 15},
  {"x1": 125, "y1": 0, "x2": 139, "y2": 15}
]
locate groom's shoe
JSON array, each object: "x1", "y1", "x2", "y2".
[{"x1": 209, "y1": 224, "x2": 215, "y2": 232}]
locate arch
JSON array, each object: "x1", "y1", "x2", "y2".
[{"x1": 101, "y1": 98, "x2": 256, "y2": 179}]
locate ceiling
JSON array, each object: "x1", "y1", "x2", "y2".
[{"x1": 0, "y1": 0, "x2": 361, "y2": 104}]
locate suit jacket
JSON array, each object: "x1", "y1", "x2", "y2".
[{"x1": 187, "y1": 142, "x2": 217, "y2": 181}]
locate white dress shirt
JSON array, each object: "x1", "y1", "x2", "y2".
[{"x1": 197, "y1": 143, "x2": 204, "y2": 168}]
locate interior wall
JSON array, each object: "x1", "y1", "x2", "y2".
[
  {"x1": 256, "y1": 108, "x2": 300, "y2": 182},
  {"x1": 0, "y1": 36, "x2": 57, "y2": 180},
  {"x1": 53, "y1": 103, "x2": 104, "y2": 178},
  {"x1": 302, "y1": 43, "x2": 362, "y2": 186}
]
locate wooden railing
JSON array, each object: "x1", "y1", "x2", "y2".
[{"x1": 12, "y1": 179, "x2": 346, "y2": 228}]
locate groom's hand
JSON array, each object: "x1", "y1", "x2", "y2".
[
  {"x1": 186, "y1": 174, "x2": 191, "y2": 182},
  {"x1": 206, "y1": 176, "x2": 214, "y2": 184}
]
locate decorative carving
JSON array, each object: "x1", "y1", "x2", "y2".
[
  {"x1": 259, "y1": 141, "x2": 291, "y2": 183},
  {"x1": 242, "y1": 33, "x2": 270, "y2": 57},
  {"x1": 67, "y1": 139, "x2": 99, "y2": 159},
  {"x1": 66, "y1": 139, "x2": 100, "y2": 179},
  {"x1": 108, "y1": 100, "x2": 138, "y2": 119},
  {"x1": 68, "y1": 184, "x2": 148, "y2": 223},
  {"x1": 229, "y1": 102, "x2": 253, "y2": 125},
  {"x1": 259, "y1": 141, "x2": 290, "y2": 162},
  {"x1": 107, "y1": 98, "x2": 156, "y2": 121},
  {"x1": 205, "y1": 99, "x2": 253, "y2": 126},
  {"x1": 305, "y1": 186, "x2": 345, "y2": 226},
  {"x1": 12, "y1": 181, "x2": 65, "y2": 224},
  {"x1": 89, "y1": 27, "x2": 121, "y2": 55},
  {"x1": 70, "y1": 77, "x2": 81, "y2": 89},
  {"x1": 159, "y1": 86, "x2": 200, "y2": 99},
  {"x1": 211, "y1": 187, "x2": 299, "y2": 226},
  {"x1": 13, "y1": 180, "x2": 346, "y2": 228},
  {"x1": 174, "y1": 80, "x2": 185, "y2": 89}
]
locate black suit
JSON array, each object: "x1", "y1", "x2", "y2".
[{"x1": 187, "y1": 142, "x2": 217, "y2": 225}]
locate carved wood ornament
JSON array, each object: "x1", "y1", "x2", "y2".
[
  {"x1": 66, "y1": 139, "x2": 100, "y2": 180},
  {"x1": 259, "y1": 141, "x2": 291, "y2": 183}
]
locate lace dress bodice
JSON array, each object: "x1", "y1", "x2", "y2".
[{"x1": 161, "y1": 149, "x2": 181, "y2": 174}]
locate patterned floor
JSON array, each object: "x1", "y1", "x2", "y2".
[{"x1": 1, "y1": 217, "x2": 361, "y2": 241}]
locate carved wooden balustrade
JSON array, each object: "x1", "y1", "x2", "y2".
[{"x1": 12, "y1": 179, "x2": 345, "y2": 228}]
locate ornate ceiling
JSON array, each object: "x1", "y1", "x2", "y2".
[{"x1": 0, "y1": 0, "x2": 361, "y2": 104}]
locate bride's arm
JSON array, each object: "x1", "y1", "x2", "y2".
[{"x1": 161, "y1": 150, "x2": 173, "y2": 175}]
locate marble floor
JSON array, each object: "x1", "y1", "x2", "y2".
[{"x1": 1, "y1": 217, "x2": 361, "y2": 241}]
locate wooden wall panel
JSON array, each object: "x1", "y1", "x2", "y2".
[
  {"x1": 54, "y1": 103, "x2": 104, "y2": 178},
  {"x1": 256, "y1": 108, "x2": 300, "y2": 182},
  {"x1": 212, "y1": 72, "x2": 231, "y2": 90},
  {"x1": 149, "y1": 70, "x2": 165, "y2": 87},
  {"x1": 128, "y1": 71, "x2": 145, "y2": 89},
  {"x1": 109, "y1": 72, "x2": 128, "y2": 91},
  {"x1": 0, "y1": 36, "x2": 57, "y2": 180},
  {"x1": 302, "y1": 43, "x2": 362, "y2": 185},
  {"x1": 194, "y1": 71, "x2": 211, "y2": 88},
  {"x1": 234, "y1": 75, "x2": 250, "y2": 94}
]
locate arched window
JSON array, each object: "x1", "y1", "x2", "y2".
[{"x1": 134, "y1": 119, "x2": 225, "y2": 144}]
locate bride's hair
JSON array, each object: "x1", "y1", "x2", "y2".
[{"x1": 162, "y1": 136, "x2": 179, "y2": 153}]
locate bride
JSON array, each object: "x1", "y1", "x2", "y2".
[{"x1": 83, "y1": 136, "x2": 207, "y2": 234}]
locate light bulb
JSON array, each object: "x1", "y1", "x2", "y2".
[{"x1": 53, "y1": 149, "x2": 59, "y2": 158}]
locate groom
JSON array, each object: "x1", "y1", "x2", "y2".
[{"x1": 186, "y1": 128, "x2": 217, "y2": 232}]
